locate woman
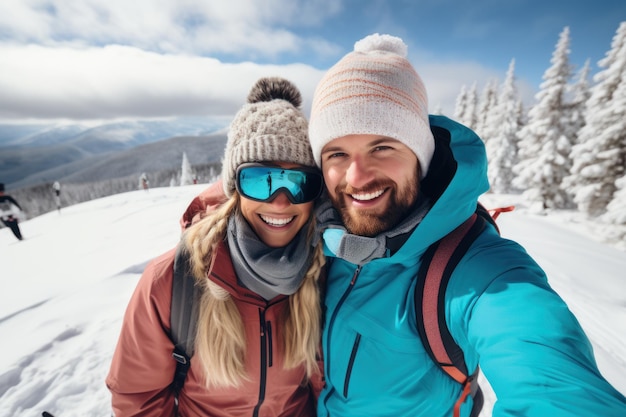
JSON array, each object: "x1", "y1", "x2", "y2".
[{"x1": 107, "y1": 77, "x2": 325, "y2": 417}]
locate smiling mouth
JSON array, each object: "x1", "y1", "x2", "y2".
[
  {"x1": 350, "y1": 189, "x2": 385, "y2": 201},
  {"x1": 260, "y1": 215, "x2": 295, "y2": 226}
]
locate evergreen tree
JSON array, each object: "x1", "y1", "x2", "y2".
[
  {"x1": 487, "y1": 60, "x2": 522, "y2": 193},
  {"x1": 465, "y1": 82, "x2": 479, "y2": 130},
  {"x1": 454, "y1": 83, "x2": 479, "y2": 129},
  {"x1": 209, "y1": 166, "x2": 217, "y2": 183},
  {"x1": 454, "y1": 85, "x2": 468, "y2": 123},
  {"x1": 568, "y1": 59, "x2": 592, "y2": 139},
  {"x1": 603, "y1": 71, "x2": 626, "y2": 227},
  {"x1": 566, "y1": 22, "x2": 626, "y2": 217},
  {"x1": 515, "y1": 99, "x2": 527, "y2": 134},
  {"x1": 602, "y1": 174, "x2": 626, "y2": 245},
  {"x1": 561, "y1": 59, "x2": 591, "y2": 206},
  {"x1": 475, "y1": 79, "x2": 499, "y2": 142},
  {"x1": 513, "y1": 27, "x2": 574, "y2": 211},
  {"x1": 180, "y1": 152, "x2": 194, "y2": 186}
]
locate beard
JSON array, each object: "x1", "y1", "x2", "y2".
[{"x1": 329, "y1": 176, "x2": 419, "y2": 237}]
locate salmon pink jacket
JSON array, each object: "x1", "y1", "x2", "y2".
[{"x1": 107, "y1": 184, "x2": 321, "y2": 416}]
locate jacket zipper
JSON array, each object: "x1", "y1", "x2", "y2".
[
  {"x1": 267, "y1": 321, "x2": 273, "y2": 367},
  {"x1": 322, "y1": 266, "x2": 361, "y2": 411},
  {"x1": 343, "y1": 333, "x2": 361, "y2": 397},
  {"x1": 253, "y1": 308, "x2": 268, "y2": 417}
]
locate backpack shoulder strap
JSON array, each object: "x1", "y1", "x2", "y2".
[
  {"x1": 415, "y1": 206, "x2": 489, "y2": 417},
  {"x1": 170, "y1": 244, "x2": 200, "y2": 395}
]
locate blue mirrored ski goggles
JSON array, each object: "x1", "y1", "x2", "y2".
[{"x1": 236, "y1": 163, "x2": 323, "y2": 204}]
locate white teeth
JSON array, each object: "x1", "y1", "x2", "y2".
[
  {"x1": 351, "y1": 189, "x2": 384, "y2": 201},
  {"x1": 260, "y1": 215, "x2": 294, "y2": 226}
]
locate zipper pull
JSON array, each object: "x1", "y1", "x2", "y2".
[
  {"x1": 350, "y1": 265, "x2": 361, "y2": 285},
  {"x1": 259, "y1": 309, "x2": 266, "y2": 337}
]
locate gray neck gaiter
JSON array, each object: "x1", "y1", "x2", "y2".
[
  {"x1": 227, "y1": 213, "x2": 312, "y2": 300},
  {"x1": 315, "y1": 196, "x2": 430, "y2": 265}
]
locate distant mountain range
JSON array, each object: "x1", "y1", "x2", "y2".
[{"x1": 0, "y1": 117, "x2": 231, "y2": 189}]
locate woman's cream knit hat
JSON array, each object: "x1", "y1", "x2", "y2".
[{"x1": 222, "y1": 77, "x2": 316, "y2": 197}]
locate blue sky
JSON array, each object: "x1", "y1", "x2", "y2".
[{"x1": 0, "y1": 0, "x2": 624, "y2": 125}]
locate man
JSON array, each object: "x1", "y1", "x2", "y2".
[
  {"x1": 0, "y1": 182, "x2": 24, "y2": 241},
  {"x1": 181, "y1": 34, "x2": 625, "y2": 416},
  {"x1": 306, "y1": 34, "x2": 625, "y2": 416}
]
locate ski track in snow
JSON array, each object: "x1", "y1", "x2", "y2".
[{"x1": 0, "y1": 273, "x2": 140, "y2": 417}]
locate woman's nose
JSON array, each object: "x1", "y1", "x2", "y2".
[{"x1": 269, "y1": 190, "x2": 292, "y2": 207}]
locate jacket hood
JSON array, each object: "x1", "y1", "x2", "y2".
[
  {"x1": 392, "y1": 115, "x2": 490, "y2": 261},
  {"x1": 180, "y1": 180, "x2": 228, "y2": 230}
]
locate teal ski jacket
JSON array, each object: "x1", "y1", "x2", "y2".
[{"x1": 317, "y1": 115, "x2": 626, "y2": 417}]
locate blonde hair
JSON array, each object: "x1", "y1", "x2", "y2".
[{"x1": 182, "y1": 194, "x2": 324, "y2": 388}]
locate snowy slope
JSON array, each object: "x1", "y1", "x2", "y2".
[{"x1": 0, "y1": 186, "x2": 624, "y2": 416}]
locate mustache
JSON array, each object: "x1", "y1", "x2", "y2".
[{"x1": 340, "y1": 180, "x2": 393, "y2": 196}]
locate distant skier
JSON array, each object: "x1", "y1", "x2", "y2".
[
  {"x1": 0, "y1": 183, "x2": 24, "y2": 241},
  {"x1": 139, "y1": 173, "x2": 149, "y2": 191},
  {"x1": 53, "y1": 181, "x2": 61, "y2": 212}
]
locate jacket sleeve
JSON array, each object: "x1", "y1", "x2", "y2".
[
  {"x1": 7, "y1": 195, "x2": 22, "y2": 210},
  {"x1": 180, "y1": 179, "x2": 227, "y2": 230},
  {"x1": 450, "y1": 234, "x2": 626, "y2": 416},
  {"x1": 106, "y1": 249, "x2": 179, "y2": 417}
]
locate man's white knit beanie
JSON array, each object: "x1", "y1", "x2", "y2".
[
  {"x1": 222, "y1": 77, "x2": 316, "y2": 197},
  {"x1": 309, "y1": 33, "x2": 435, "y2": 178}
]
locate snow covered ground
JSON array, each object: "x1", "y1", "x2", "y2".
[{"x1": 0, "y1": 184, "x2": 624, "y2": 416}]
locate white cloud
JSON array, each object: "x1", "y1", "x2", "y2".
[
  {"x1": 0, "y1": 0, "x2": 341, "y2": 56},
  {"x1": 0, "y1": 0, "x2": 540, "y2": 123},
  {"x1": 0, "y1": 40, "x2": 527, "y2": 122},
  {"x1": 0, "y1": 44, "x2": 325, "y2": 122}
]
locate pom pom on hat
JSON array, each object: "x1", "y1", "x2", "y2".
[
  {"x1": 309, "y1": 33, "x2": 434, "y2": 179},
  {"x1": 222, "y1": 77, "x2": 316, "y2": 197},
  {"x1": 354, "y1": 33, "x2": 408, "y2": 56}
]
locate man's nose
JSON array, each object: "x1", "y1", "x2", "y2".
[{"x1": 345, "y1": 156, "x2": 375, "y2": 188}]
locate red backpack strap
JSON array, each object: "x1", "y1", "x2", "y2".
[
  {"x1": 415, "y1": 210, "x2": 487, "y2": 416},
  {"x1": 488, "y1": 205, "x2": 515, "y2": 220}
]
